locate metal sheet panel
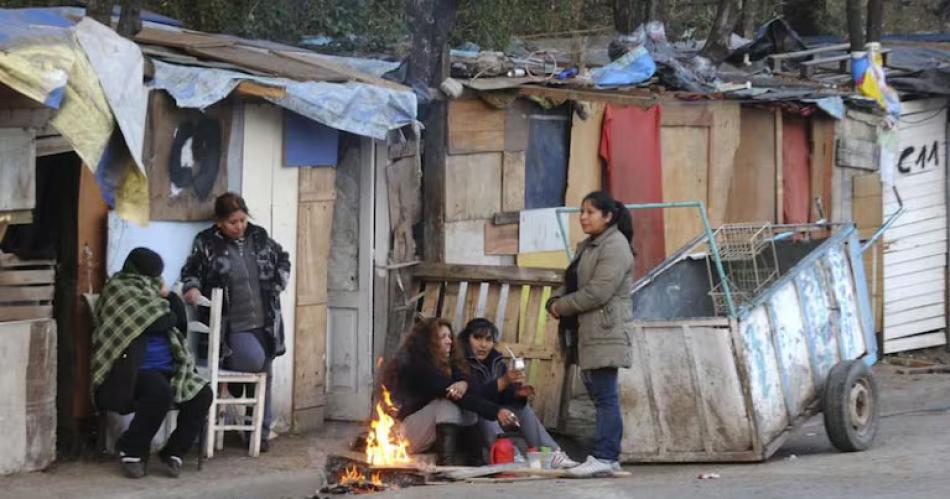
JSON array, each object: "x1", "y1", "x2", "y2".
[
  {"x1": 796, "y1": 264, "x2": 839, "y2": 381},
  {"x1": 766, "y1": 282, "x2": 817, "y2": 418},
  {"x1": 825, "y1": 246, "x2": 868, "y2": 360},
  {"x1": 620, "y1": 322, "x2": 752, "y2": 462},
  {"x1": 737, "y1": 308, "x2": 788, "y2": 444}
]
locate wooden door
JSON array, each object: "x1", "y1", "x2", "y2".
[{"x1": 326, "y1": 138, "x2": 375, "y2": 420}]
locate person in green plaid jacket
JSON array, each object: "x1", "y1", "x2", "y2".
[{"x1": 92, "y1": 248, "x2": 212, "y2": 479}]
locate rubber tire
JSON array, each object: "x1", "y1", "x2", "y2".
[{"x1": 822, "y1": 360, "x2": 880, "y2": 452}]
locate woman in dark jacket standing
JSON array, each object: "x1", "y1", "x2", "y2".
[
  {"x1": 180, "y1": 192, "x2": 290, "y2": 452},
  {"x1": 547, "y1": 191, "x2": 634, "y2": 477}
]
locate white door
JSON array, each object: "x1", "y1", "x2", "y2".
[{"x1": 326, "y1": 138, "x2": 375, "y2": 420}]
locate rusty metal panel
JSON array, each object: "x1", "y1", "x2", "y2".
[{"x1": 738, "y1": 307, "x2": 788, "y2": 444}]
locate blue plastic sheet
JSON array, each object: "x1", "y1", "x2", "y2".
[
  {"x1": 150, "y1": 60, "x2": 417, "y2": 140},
  {"x1": 590, "y1": 46, "x2": 656, "y2": 88}
]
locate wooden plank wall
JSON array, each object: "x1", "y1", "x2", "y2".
[
  {"x1": 294, "y1": 167, "x2": 336, "y2": 431},
  {"x1": 853, "y1": 174, "x2": 884, "y2": 338},
  {"x1": 882, "y1": 99, "x2": 949, "y2": 353},
  {"x1": 0, "y1": 128, "x2": 36, "y2": 212},
  {"x1": 445, "y1": 97, "x2": 520, "y2": 266},
  {"x1": 726, "y1": 107, "x2": 779, "y2": 224},
  {"x1": 661, "y1": 101, "x2": 740, "y2": 253},
  {"x1": 413, "y1": 263, "x2": 566, "y2": 428}
]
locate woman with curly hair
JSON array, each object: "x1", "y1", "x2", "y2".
[{"x1": 387, "y1": 318, "x2": 519, "y2": 465}]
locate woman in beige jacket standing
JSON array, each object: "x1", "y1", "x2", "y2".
[{"x1": 547, "y1": 191, "x2": 634, "y2": 476}]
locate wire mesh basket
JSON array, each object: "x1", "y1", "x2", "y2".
[
  {"x1": 711, "y1": 223, "x2": 774, "y2": 262},
  {"x1": 707, "y1": 223, "x2": 780, "y2": 315}
]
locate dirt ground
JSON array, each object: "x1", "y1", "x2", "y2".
[{"x1": 2, "y1": 364, "x2": 949, "y2": 499}]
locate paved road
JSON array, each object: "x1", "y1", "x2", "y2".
[
  {"x1": 2, "y1": 365, "x2": 948, "y2": 499},
  {"x1": 377, "y1": 365, "x2": 950, "y2": 499}
]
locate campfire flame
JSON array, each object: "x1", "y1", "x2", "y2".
[
  {"x1": 365, "y1": 385, "x2": 412, "y2": 467},
  {"x1": 339, "y1": 466, "x2": 383, "y2": 488}
]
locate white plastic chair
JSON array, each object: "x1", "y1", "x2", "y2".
[{"x1": 188, "y1": 288, "x2": 267, "y2": 458}]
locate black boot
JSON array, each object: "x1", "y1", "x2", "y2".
[{"x1": 434, "y1": 423, "x2": 460, "y2": 466}]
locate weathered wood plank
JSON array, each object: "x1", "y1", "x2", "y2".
[
  {"x1": 884, "y1": 331, "x2": 947, "y2": 353},
  {"x1": 501, "y1": 285, "x2": 523, "y2": 343},
  {"x1": 0, "y1": 285, "x2": 54, "y2": 303},
  {"x1": 0, "y1": 128, "x2": 36, "y2": 212},
  {"x1": 484, "y1": 222, "x2": 519, "y2": 255},
  {"x1": 419, "y1": 282, "x2": 441, "y2": 317},
  {"x1": 502, "y1": 151, "x2": 526, "y2": 212},
  {"x1": 0, "y1": 305, "x2": 53, "y2": 321},
  {"x1": 0, "y1": 270, "x2": 55, "y2": 286},
  {"x1": 448, "y1": 99, "x2": 506, "y2": 154},
  {"x1": 445, "y1": 153, "x2": 503, "y2": 222},
  {"x1": 415, "y1": 263, "x2": 563, "y2": 286}
]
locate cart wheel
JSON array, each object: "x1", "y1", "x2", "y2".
[{"x1": 822, "y1": 360, "x2": 879, "y2": 452}]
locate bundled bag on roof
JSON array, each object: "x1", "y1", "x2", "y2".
[
  {"x1": 852, "y1": 42, "x2": 901, "y2": 121},
  {"x1": 606, "y1": 22, "x2": 718, "y2": 92}
]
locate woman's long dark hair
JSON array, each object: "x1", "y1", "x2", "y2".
[
  {"x1": 583, "y1": 191, "x2": 634, "y2": 247},
  {"x1": 390, "y1": 317, "x2": 468, "y2": 377}
]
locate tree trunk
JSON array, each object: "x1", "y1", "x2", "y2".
[
  {"x1": 117, "y1": 0, "x2": 143, "y2": 39},
  {"x1": 740, "y1": 0, "x2": 757, "y2": 37},
  {"x1": 846, "y1": 0, "x2": 865, "y2": 51},
  {"x1": 700, "y1": 0, "x2": 740, "y2": 64},
  {"x1": 783, "y1": 0, "x2": 826, "y2": 36},
  {"x1": 407, "y1": 0, "x2": 458, "y2": 87},
  {"x1": 612, "y1": 0, "x2": 638, "y2": 33},
  {"x1": 866, "y1": 0, "x2": 883, "y2": 43},
  {"x1": 642, "y1": 0, "x2": 665, "y2": 23},
  {"x1": 86, "y1": 0, "x2": 115, "y2": 27}
]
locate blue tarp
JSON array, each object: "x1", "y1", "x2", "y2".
[{"x1": 150, "y1": 60, "x2": 417, "y2": 140}]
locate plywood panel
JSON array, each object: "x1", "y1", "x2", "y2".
[
  {"x1": 293, "y1": 304, "x2": 327, "y2": 411},
  {"x1": 444, "y1": 220, "x2": 514, "y2": 266},
  {"x1": 299, "y1": 166, "x2": 337, "y2": 202},
  {"x1": 516, "y1": 251, "x2": 569, "y2": 269},
  {"x1": 445, "y1": 153, "x2": 502, "y2": 222},
  {"x1": 566, "y1": 101, "x2": 605, "y2": 248},
  {"x1": 707, "y1": 102, "x2": 741, "y2": 227},
  {"x1": 0, "y1": 128, "x2": 36, "y2": 211},
  {"x1": 727, "y1": 108, "x2": 777, "y2": 224},
  {"x1": 484, "y1": 222, "x2": 519, "y2": 255},
  {"x1": 448, "y1": 98, "x2": 506, "y2": 154},
  {"x1": 502, "y1": 151, "x2": 526, "y2": 212},
  {"x1": 661, "y1": 126, "x2": 708, "y2": 255},
  {"x1": 296, "y1": 200, "x2": 335, "y2": 306}
]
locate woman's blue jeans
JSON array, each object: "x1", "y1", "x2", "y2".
[{"x1": 581, "y1": 367, "x2": 622, "y2": 462}]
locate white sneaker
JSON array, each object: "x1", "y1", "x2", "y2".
[
  {"x1": 565, "y1": 455, "x2": 619, "y2": 477},
  {"x1": 550, "y1": 450, "x2": 581, "y2": 469}
]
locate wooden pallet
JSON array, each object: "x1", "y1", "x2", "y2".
[
  {"x1": 413, "y1": 263, "x2": 567, "y2": 429},
  {"x1": 0, "y1": 252, "x2": 56, "y2": 322}
]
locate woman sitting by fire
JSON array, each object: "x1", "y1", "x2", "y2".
[
  {"x1": 458, "y1": 318, "x2": 579, "y2": 468},
  {"x1": 386, "y1": 317, "x2": 519, "y2": 465}
]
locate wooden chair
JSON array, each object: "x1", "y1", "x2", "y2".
[
  {"x1": 412, "y1": 263, "x2": 570, "y2": 430},
  {"x1": 193, "y1": 288, "x2": 267, "y2": 458}
]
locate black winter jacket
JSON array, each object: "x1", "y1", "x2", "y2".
[
  {"x1": 464, "y1": 349, "x2": 523, "y2": 407},
  {"x1": 390, "y1": 351, "x2": 501, "y2": 422},
  {"x1": 180, "y1": 223, "x2": 290, "y2": 357}
]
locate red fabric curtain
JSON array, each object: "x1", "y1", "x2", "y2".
[{"x1": 599, "y1": 104, "x2": 665, "y2": 279}]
